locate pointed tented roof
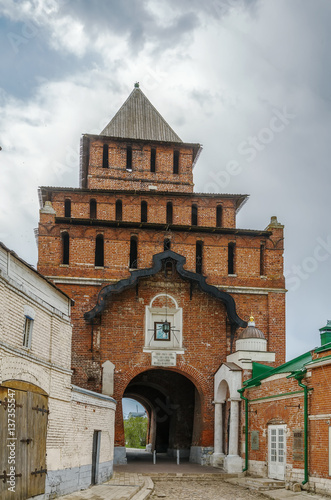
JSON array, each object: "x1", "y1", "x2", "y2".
[{"x1": 100, "y1": 85, "x2": 182, "y2": 143}]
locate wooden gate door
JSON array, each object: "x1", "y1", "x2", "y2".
[
  {"x1": 0, "y1": 384, "x2": 48, "y2": 499},
  {"x1": 27, "y1": 391, "x2": 48, "y2": 497}
]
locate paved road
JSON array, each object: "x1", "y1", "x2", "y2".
[{"x1": 151, "y1": 478, "x2": 267, "y2": 500}]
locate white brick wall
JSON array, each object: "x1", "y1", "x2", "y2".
[{"x1": 0, "y1": 242, "x2": 116, "y2": 496}]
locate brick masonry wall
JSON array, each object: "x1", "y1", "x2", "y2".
[
  {"x1": 308, "y1": 360, "x2": 331, "y2": 481},
  {"x1": 0, "y1": 247, "x2": 116, "y2": 494},
  {"x1": 87, "y1": 139, "x2": 194, "y2": 192},
  {"x1": 243, "y1": 361, "x2": 331, "y2": 492},
  {"x1": 244, "y1": 376, "x2": 305, "y2": 469},
  {"x1": 48, "y1": 190, "x2": 238, "y2": 228},
  {"x1": 37, "y1": 127, "x2": 286, "y2": 459},
  {"x1": 38, "y1": 211, "x2": 284, "y2": 291},
  {"x1": 0, "y1": 246, "x2": 72, "y2": 370},
  {"x1": 51, "y1": 264, "x2": 286, "y2": 449}
]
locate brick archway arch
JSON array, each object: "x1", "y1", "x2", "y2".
[{"x1": 114, "y1": 367, "x2": 204, "y2": 465}]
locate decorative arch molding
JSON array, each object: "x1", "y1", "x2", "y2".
[
  {"x1": 117, "y1": 365, "x2": 206, "y2": 404},
  {"x1": 212, "y1": 362, "x2": 243, "y2": 473},
  {"x1": 1, "y1": 356, "x2": 50, "y2": 395},
  {"x1": 1, "y1": 380, "x2": 48, "y2": 396},
  {"x1": 149, "y1": 293, "x2": 178, "y2": 309},
  {"x1": 214, "y1": 362, "x2": 242, "y2": 402},
  {"x1": 84, "y1": 250, "x2": 247, "y2": 329}
]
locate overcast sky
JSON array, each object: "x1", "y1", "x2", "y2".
[{"x1": 1, "y1": 0, "x2": 331, "y2": 367}]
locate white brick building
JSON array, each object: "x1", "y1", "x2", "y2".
[{"x1": 0, "y1": 242, "x2": 116, "y2": 499}]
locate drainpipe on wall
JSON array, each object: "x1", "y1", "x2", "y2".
[
  {"x1": 294, "y1": 371, "x2": 309, "y2": 485},
  {"x1": 238, "y1": 387, "x2": 248, "y2": 472}
]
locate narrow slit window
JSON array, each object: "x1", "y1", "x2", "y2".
[
  {"x1": 115, "y1": 200, "x2": 122, "y2": 221},
  {"x1": 165, "y1": 261, "x2": 173, "y2": 277},
  {"x1": 191, "y1": 204, "x2": 198, "y2": 226},
  {"x1": 216, "y1": 205, "x2": 223, "y2": 227},
  {"x1": 141, "y1": 201, "x2": 148, "y2": 223},
  {"x1": 23, "y1": 316, "x2": 33, "y2": 348},
  {"x1": 102, "y1": 144, "x2": 109, "y2": 168},
  {"x1": 196, "y1": 241, "x2": 203, "y2": 274},
  {"x1": 95, "y1": 234, "x2": 104, "y2": 267},
  {"x1": 90, "y1": 199, "x2": 97, "y2": 219},
  {"x1": 166, "y1": 202, "x2": 173, "y2": 225},
  {"x1": 173, "y1": 150, "x2": 179, "y2": 174},
  {"x1": 164, "y1": 238, "x2": 171, "y2": 251},
  {"x1": 129, "y1": 237, "x2": 138, "y2": 269},
  {"x1": 64, "y1": 199, "x2": 71, "y2": 218},
  {"x1": 260, "y1": 243, "x2": 265, "y2": 276},
  {"x1": 126, "y1": 146, "x2": 132, "y2": 170},
  {"x1": 62, "y1": 232, "x2": 69, "y2": 265},
  {"x1": 228, "y1": 242, "x2": 235, "y2": 275},
  {"x1": 150, "y1": 148, "x2": 156, "y2": 172}
]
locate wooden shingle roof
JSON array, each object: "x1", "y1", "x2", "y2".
[{"x1": 100, "y1": 85, "x2": 182, "y2": 143}]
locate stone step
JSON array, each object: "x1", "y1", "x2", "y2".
[{"x1": 226, "y1": 476, "x2": 285, "y2": 491}]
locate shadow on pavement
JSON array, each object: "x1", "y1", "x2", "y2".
[{"x1": 114, "y1": 448, "x2": 226, "y2": 474}]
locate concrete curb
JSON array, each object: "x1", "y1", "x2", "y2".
[{"x1": 131, "y1": 476, "x2": 154, "y2": 500}]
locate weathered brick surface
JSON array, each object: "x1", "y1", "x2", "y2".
[
  {"x1": 37, "y1": 118, "x2": 286, "y2": 455},
  {"x1": 0, "y1": 243, "x2": 116, "y2": 491},
  {"x1": 243, "y1": 352, "x2": 331, "y2": 495},
  {"x1": 87, "y1": 138, "x2": 194, "y2": 192}
]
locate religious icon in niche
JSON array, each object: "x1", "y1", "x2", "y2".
[{"x1": 154, "y1": 321, "x2": 171, "y2": 341}]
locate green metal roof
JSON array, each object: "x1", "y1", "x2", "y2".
[
  {"x1": 314, "y1": 342, "x2": 331, "y2": 354},
  {"x1": 244, "y1": 351, "x2": 313, "y2": 388}
]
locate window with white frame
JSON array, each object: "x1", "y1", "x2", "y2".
[
  {"x1": 144, "y1": 294, "x2": 183, "y2": 352},
  {"x1": 22, "y1": 305, "x2": 35, "y2": 349}
]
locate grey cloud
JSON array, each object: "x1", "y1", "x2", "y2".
[{"x1": 59, "y1": 0, "x2": 199, "y2": 54}]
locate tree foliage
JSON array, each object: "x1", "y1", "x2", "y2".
[{"x1": 124, "y1": 416, "x2": 148, "y2": 448}]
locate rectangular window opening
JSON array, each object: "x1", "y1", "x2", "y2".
[
  {"x1": 130, "y1": 237, "x2": 138, "y2": 269},
  {"x1": 126, "y1": 146, "x2": 132, "y2": 170},
  {"x1": 141, "y1": 201, "x2": 148, "y2": 223},
  {"x1": 228, "y1": 242, "x2": 235, "y2": 275},
  {"x1": 150, "y1": 148, "x2": 156, "y2": 172},
  {"x1": 23, "y1": 317, "x2": 33, "y2": 348},
  {"x1": 166, "y1": 202, "x2": 173, "y2": 225},
  {"x1": 90, "y1": 199, "x2": 97, "y2": 219},
  {"x1": 164, "y1": 238, "x2": 171, "y2": 251},
  {"x1": 102, "y1": 144, "x2": 109, "y2": 168},
  {"x1": 191, "y1": 204, "x2": 198, "y2": 226},
  {"x1": 62, "y1": 232, "x2": 70, "y2": 265},
  {"x1": 216, "y1": 205, "x2": 223, "y2": 227},
  {"x1": 115, "y1": 200, "x2": 122, "y2": 221},
  {"x1": 64, "y1": 199, "x2": 71, "y2": 218},
  {"x1": 95, "y1": 235, "x2": 104, "y2": 267},
  {"x1": 260, "y1": 243, "x2": 265, "y2": 276},
  {"x1": 173, "y1": 150, "x2": 179, "y2": 174},
  {"x1": 196, "y1": 241, "x2": 203, "y2": 274}
]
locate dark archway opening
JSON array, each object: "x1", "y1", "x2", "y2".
[{"x1": 123, "y1": 369, "x2": 200, "y2": 461}]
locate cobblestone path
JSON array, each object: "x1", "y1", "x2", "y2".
[{"x1": 151, "y1": 478, "x2": 267, "y2": 500}]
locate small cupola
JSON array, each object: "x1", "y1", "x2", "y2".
[
  {"x1": 319, "y1": 320, "x2": 331, "y2": 347},
  {"x1": 236, "y1": 316, "x2": 267, "y2": 352},
  {"x1": 227, "y1": 314, "x2": 275, "y2": 369}
]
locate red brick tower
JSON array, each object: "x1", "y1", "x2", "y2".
[{"x1": 37, "y1": 84, "x2": 285, "y2": 464}]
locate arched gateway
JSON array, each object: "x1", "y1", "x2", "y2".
[
  {"x1": 83, "y1": 251, "x2": 246, "y2": 464},
  {"x1": 124, "y1": 369, "x2": 201, "y2": 459},
  {"x1": 37, "y1": 85, "x2": 286, "y2": 467}
]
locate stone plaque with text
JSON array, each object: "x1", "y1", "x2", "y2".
[
  {"x1": 293, "y1": 429, "x2": 304, "y2": 461},
  {"x1": 251, "y1": 430, "x2": 259, "y2": 450},
  {"x1": 151, "y1": 351, "x2": 177, "y2": 367}
]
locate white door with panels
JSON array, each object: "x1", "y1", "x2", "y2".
[{"x1": 268, "y1": 424, "x2": 286, "y2": 480}]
